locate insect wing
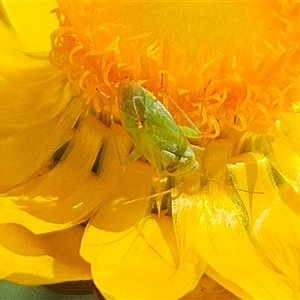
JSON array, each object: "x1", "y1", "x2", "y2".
[
  {"x1": 142, "y1": 92, "x2": 197, "y2": 175},
  {"x1": 118, "y1": 81, "x2": 146, "y2": 124},
  {"x1": 144, "y1": 94, "x2": 188, "y2": 154},
  {"x1": 118, "y1": 81, "x2": 162, "y2": 168}
]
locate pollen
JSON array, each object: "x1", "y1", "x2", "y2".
[{"x1": 50, "y1": 1, "x2": 300, "y2": 140}]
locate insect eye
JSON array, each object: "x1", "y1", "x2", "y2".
[{"x1": 166, "y1": 163, "x2": 178, "y2": 173}]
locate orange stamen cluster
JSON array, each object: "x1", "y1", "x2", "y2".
[{"x1": 50, "y1": 1, "x2": 300, "y2": 139}]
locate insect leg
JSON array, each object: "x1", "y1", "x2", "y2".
[
  {"x1": 151, "y1": 174, "x2": 168, "y2": 217},
  {"x1": 124, "y1": 147, "x2": 143, "y2": 165}
]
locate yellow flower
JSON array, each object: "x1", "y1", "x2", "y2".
[{"x1": 1, "y1": 0, "x2": 300, "y2": 299}]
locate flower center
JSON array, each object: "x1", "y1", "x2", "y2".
[{"x1": 49, "y1": 2, "x2": 300, "y2": 140}]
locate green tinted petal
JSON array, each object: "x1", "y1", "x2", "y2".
[{"x1": 227, "y1": 152, "x2": 300, "y2": 298}]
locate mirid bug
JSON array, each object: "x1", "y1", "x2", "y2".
[{"x1": 117, "y1": 80, "x2": 201, "y2": 177}]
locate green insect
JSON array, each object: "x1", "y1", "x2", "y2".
[{"x1": 117, "y1": 80, "x2": 201, "y2": 177}]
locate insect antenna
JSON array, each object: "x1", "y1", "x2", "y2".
[
  {"x1": 169, "y1": 95, "x2": 201, "y2": 135},
  {"x1": 159, "y1": 72, "x2": 202, "y2": 140},
  {"x1": 113, "y1": 175, "x2": 183, "y2": 218},
  {"x1": 206, "y1": 175, "x2": 265, "y2": 195}
]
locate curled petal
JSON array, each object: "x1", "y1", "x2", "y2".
[
  {"x1": 0, "y1": 96, "x2": 81, "y2": 187},
  {"x1": 0, "y1": 223, "x2": 91, "y2": 284},
  {"x1": 0, "y1": 122, "x2": 133, "y2": 233}
]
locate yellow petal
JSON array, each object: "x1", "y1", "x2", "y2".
[
  {"x1": 2, "y1": 0, "x2": 57, "y2": 51},
  {"x1": 0, "y1": 96, "x2": 80, "y2": 187},
  {"x1": 233, "y1": 150, "x2": 300, "y2": 292},
  {"x1": 0, "y1": 26, "x2": 72, "y2": 182},
  {"x1": 0, "y1": 223, "x2": 91, "y2": 284},
  {"x1": 205, "y1": 266, "x2": 252, "y2": 300},
  {"x1": 81, "y1": 162, "x2": 206, "y2": 299},
  {"x1": 254, "y1": 199, "x2": 300, "y2": 291},
  {"x1": 85, "y1": 217, "x2": 205, "y2": 299},
  {"x1": 194, "y1": 190, "x2": 296, "y2": 299},
  {"x1": 181, "y1": 271, "x2": 248, "y2": 300},
  {"x1": 267, "y1": 113, "x2": 300, "y2": 193},
  {"x1": 172, "y1": 140, "x2": 232, "y2": 263},
  {"x1": 0, "y1": 16, "x2": 53, "y2": 79},
  {"x1": 225, "y1": 151, "x2": 300, "y2": 298},
  {"x1": 0, "y1": 122, "x2": 133, "y2": 233}
]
